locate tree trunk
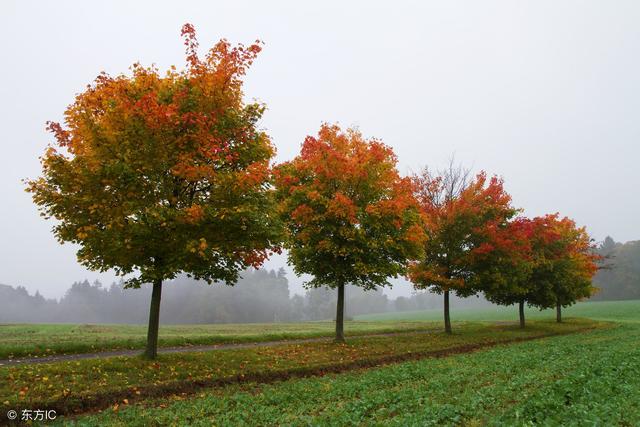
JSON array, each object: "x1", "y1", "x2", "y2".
[
  {"x1": 519, "y1": 299, "x2": 525, "y2": 329},
  {"x1": 144, "y1": 279, "x2": 163, "y2": 359},
  {"x1": 444, "y1": 290, "x2": 452, "y2": 334},
  {"x1": 556, "y1": 302, "x2": 562, "y2": 323},
  {"x1": 335, "y1": 283, "x2": 345, "y2": 343}
]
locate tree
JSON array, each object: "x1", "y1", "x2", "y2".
[
  {"x1": 408, "y1": 167, "x2": 518, "y2": 333},
  {"x1": 26, "y1": 24, "x2": 281, "y2": 358},
  {"x1": 592, "y1": 237, "x2": 640, "y2": 301},
  {"x1": 274, "y1": 124, "x2": 425, "y2": 342},
  {"x1": 482, "y1": 214, "x2": 600, "y2": 327},
  {"x1": 525, "y1": 215, "x2": 600, "y2": 323},
  {"x1": 478, "y1": 216, "x2": 540, "y2": 328}
]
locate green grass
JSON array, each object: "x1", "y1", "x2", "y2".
[
  {"x1": 4, "y1": 299, "x2": 635, "y2": 360},
  {"x1": 0, "y1": 320, "x2": 439, "y2": 359},
  {"x1": 0, "y1": 320, "x2": 598, "y2": 418},
  {"x1": 355, "y1": 298, "x2": 640, "y2": 323},
  {"x1": 62, "y1": 321, "x2": 640, "y2": 426},
  {"x1": 2, "y1": 299, "x2": 637, "y2": 425}
]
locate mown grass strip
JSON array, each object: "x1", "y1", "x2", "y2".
[{"x1": 0, "y1": 319, "x2": 602, "y2": 418}]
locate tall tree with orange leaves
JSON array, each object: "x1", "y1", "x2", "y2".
[
  {"x1": 26, "y1": 24, "x2": 281, "y2": 359},
  {"x1": 408, "y1": 167, "x2": 518, "y2": 333},
  {"x1": 274, "y1": 124, "x2": 426, "y2": 342}
]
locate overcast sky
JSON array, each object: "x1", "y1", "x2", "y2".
[{"x1": 1, "y1": 1, "x2": 638, "y2": 299}]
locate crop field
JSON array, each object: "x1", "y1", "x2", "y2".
[
  {"x1": 0, "y1": 299, "x2": 638, "y2": 426},
  {"x1": 68, "y1": 320, "x2": 640, "y2": 426}
]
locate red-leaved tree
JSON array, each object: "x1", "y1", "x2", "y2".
[
  {"x1": 408, "y1": 169, "x2": 518, "y2": 333},
  {"x1": 481, "y1": 214, "x2": 600, "y2": 327}
]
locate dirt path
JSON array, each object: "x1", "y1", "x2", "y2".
[{"x1": 0, "y1": 328, "x2": 446, "y2": 367}]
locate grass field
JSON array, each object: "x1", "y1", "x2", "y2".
[
  {"x1": 69, "y1": 320, "x2": 639, "y2": 426},
  {"x1": 3, "y1": 299, "x2": 636, "y2": 360},
  {"x1": 355, "y1": 299, "x2": 640, "y2": 323},
  {"x1": 0, "y1": 321, "x2": 437, "y2": 360},
  {"x1": 1, "y1": 320, "x2": 597, "y2": 417},
  {"x1": 1, "y1": 299, "x2": 638, "y2": 426}
]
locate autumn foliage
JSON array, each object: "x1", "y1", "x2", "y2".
[
  {"x1": 408, "y1": 162, "x2": 599, "y2": 331},
  {"x1": 522, "y1": 215, "x2": 600, "y2": 315},
  {"x1": 408, "y1": 169, "x2": 518, "y2": 332},
  {"x1": 26, "y1": 24, "x2": 281, "y2": 357},
  {"x1": 275, "y1": 124, "x2": 426, "y2": 340},
  {"x1": 467, "y1": 213, "x2": 600, "y2": 326},
  {"x1": 26, "y1": 22, "x2": 602, "y2": 351}
]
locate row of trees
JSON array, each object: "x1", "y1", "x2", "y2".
[
  {"x1": 276, "y1": 130, "x2": 600, "y2": 335},
  {"x1": 27, "y1": 24, "x2": 600, "y2": 358},
  {"x1": 407, "y1": 163, "x2": 600, "y2": 330}
]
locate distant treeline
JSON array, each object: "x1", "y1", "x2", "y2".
[
  {"x1": 592, "y1": 237, "x2": 640, "y2": 300},
  {"x1": 3, "y1": 236, "x2": 637, "y2": 325},
  {"x1": 0, "y1": 268, "x2": 487, "y2": 324}
]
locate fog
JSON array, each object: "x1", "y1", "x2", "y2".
[
  {"x1": 0, "y1": 237, "x2": 633, "y2": 324},
  {"x1": 1, "y1": 1, "x2": 639, "y2": 300},
  {"x1": 0, "y1": 269, "x2": 496, "y2": 324}
]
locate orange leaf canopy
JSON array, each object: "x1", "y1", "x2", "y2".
[
  {"x1": 275, "y1": 124, "x2": 425, "y2": 289},
  {"x1": 27, "y1": 24, "x2": 281, "y2": 287}
]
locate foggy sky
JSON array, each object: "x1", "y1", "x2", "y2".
[{"x1": 1, "y1": 1, "x2": 638, "y2": 299}]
